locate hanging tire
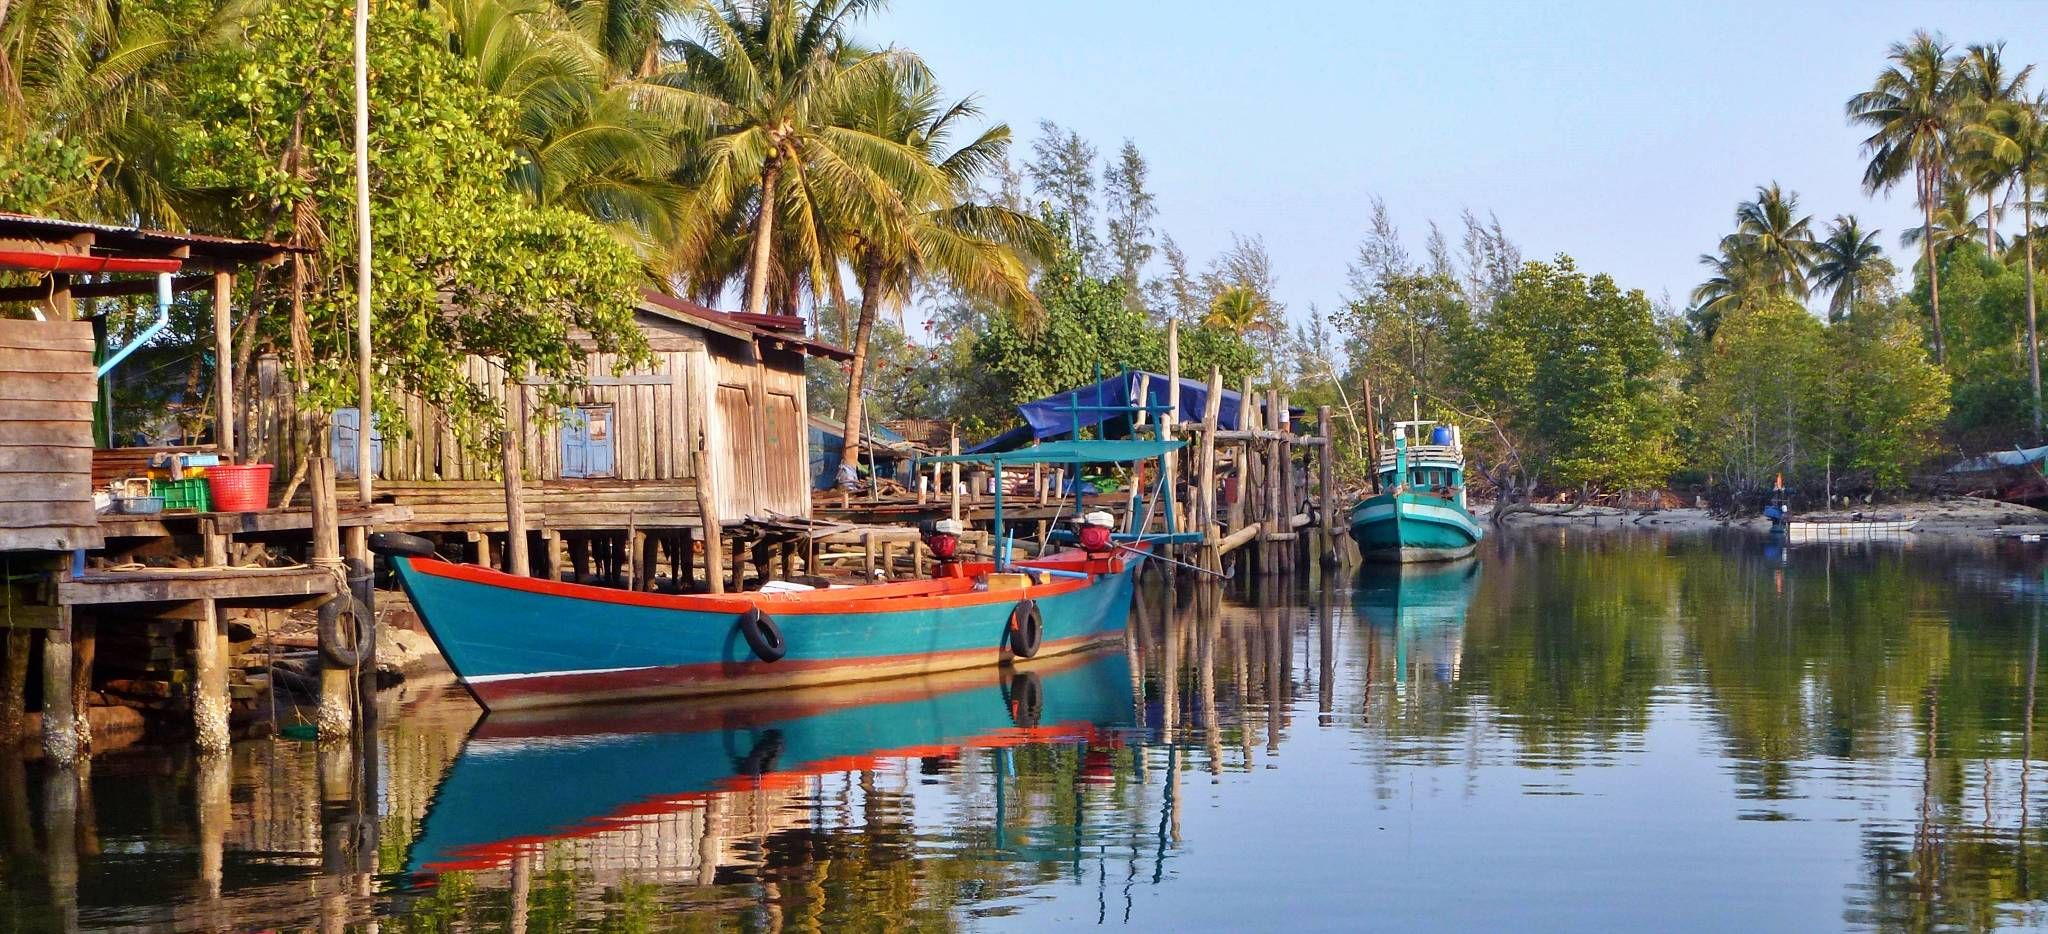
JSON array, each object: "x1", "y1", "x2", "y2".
[
  {"x1": 737, "y1": 607, "x2": 786, "y2": 662},
  {"x1": 318, "y1": 594, "x2": 370, "y2": 668},
  {"x1": 1007, "y1": 671, "x2": 1043, "y2": 728},
  {"x1": 1007, "y1": 600, "x2": 1043, "y2": 659}
]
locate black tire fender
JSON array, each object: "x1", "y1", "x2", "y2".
[
  {"x1": 1007, "y1": 599, "x2": 1043, "y2": 659},
  {"x1": 737, "y1": 606, "x2": 786, "y2": 662},
  {"x1": 318, "y1": 594, "x2": 370, "y2": 668},
  {"x1": 366, "y1": 531, "x2": 438, "y2": 559}
]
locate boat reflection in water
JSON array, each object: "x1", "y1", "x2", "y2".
[
  {"x1": 405, "y1": 648, "x2": 1141, "y2": 885},
  {"x1": 1352, "y1": 559, "x2": 1480, "y2": 696}
]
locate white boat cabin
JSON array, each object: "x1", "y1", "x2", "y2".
[{"x1": 1378, "y1": 421, "x2": 1468, "y2": 500}]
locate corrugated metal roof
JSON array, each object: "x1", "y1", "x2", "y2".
[{"x1": 0, "y1": 212, "x2": 299, "y2": 262}]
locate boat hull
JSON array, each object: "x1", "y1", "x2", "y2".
[
  {"x1": 390, "y1": 555, "x2": 1140, "y2": 710},
  {"x1": 1348, "y1": 492, "x2": 1483, "y2": 563}
]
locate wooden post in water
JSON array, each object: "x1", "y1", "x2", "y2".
[
  {"x1": 1277, "y1": 391, "x2": 1293, "y2": 576},
  {"x1": 312, "y1": 456, "x2": 352, "y2": 740},
  {"x1": 503, "y1": 380, "x2": 529, "y2": 576},
  {"x1": 193, "y1": 599, "x2": 229, "y2": 754},
  {"x1": 69, "y1": 615, "x2": 93, "y2": 755},
  {"x1": 1318, "y1": 404, "x2": 1339, "y2": 565},
  {"x1": 40, "y1": 606, "x2": 76, "y2": 762},
  {"x1": 1229, "y1": 375, "x2": 1252, "y2": 552},
  {"x1": 1197, "y1": 366, "x2": 1223, "y2": 573},
  {"x1": 1165, "y1": 321, "x2": 1180, "y2": 543},
  {"x1": 0, "y1": 629, "x2": 27, "y2": 748}
]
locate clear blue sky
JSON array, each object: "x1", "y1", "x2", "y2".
[{"x1": 875, "y1": 1, "x2": 2044, "y2": 326}]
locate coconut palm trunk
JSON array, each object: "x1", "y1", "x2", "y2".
[
  {"x1": 842, "y1": 259, "x2": 884, "y2": 471},
  {"x1": 745, "y1": 159, "x2": 779, "y2": 317},
  {"x1": 2028, "y1": 181, "x2": 2041, "y2": 435},
  {"x1": 1924, "y1": 165, "x2": 1945, "y2": 365}
]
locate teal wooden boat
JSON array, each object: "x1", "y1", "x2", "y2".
[
  {"x1": 1348, "y1": 420, "x2": 1484, "y2": 563},
  {"x1": 377, "y1": 437, "x2": 1185, "y2": 710}
]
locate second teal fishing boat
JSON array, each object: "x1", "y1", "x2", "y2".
[{"x1": 1348, "y1": 420, "x2": 1484, "y2": 563}]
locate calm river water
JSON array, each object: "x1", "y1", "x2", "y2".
[{"x1": 5, "y1": 529, "x2": 2048, "y2": 931}]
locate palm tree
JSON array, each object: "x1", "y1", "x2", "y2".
[
  {"x1": 1953, "y1": 42, "x2": 2032, "y2": 252},
  {"x1": 1900, "y1": 185, "x2": 1988, "y2": 257},
  {"x1": 834, "y1": 72, "x2": 1047, "y2": 463},
  {"x1": 1729, "y1": 182, "x2": 1816, "y2": 299},
  {"x1": 1811, "y1": 215, "x2": 1885, "y2": 322},
  {"x1": 1969, "y1": 92, "x2": 2048, "y2": 433},
  {"x1": 1, "y1": 0, "x2": 247, "y2": 224},
  {"x1": 1691, "y1": 239, "x2": 1769, "y2": 338},
  {"x1": 1849, "y1": 30, "x2": 1959, "y2": 364},
  {"x1": 1204, "y1": 284, "x2": 1274, "y2": 335},
  {"x1": 663, "y1": 0, "x2": 946, "y2": 318},
  {"x1": 433, "y1": 0, "x2": 688, "y2": 255}
]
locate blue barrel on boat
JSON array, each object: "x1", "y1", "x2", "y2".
[{"x1": 1430, "y1": 426, "x2": 1453, "y2": 445}]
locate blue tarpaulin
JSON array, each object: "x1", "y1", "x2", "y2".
[{"x1": 966, "y1": 370, "x2": 1249, "y2": 453}]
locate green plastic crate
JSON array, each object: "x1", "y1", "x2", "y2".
[{"x1": 159, "y1": 477, "x2": 212, "y2": 512}]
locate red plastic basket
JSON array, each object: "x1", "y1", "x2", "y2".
[{"x1": 206, "y1": 463, "x2": 273, "y2": 512}]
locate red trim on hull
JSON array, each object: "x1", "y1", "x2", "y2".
[
  {"x1": 470, "y1": 633, "x2": 1113, "y2": 709},
  {"x1": 410, "y1": 557, "x2": 1096, "y2": 613}
]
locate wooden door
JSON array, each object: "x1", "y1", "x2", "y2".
[{"x1": 715, "y1": 384, "x2": 755, "y2": 518}]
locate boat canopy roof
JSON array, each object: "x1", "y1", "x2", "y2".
[{"x1": 924, "y1": 438, "x2": 1185, "y2": 467}]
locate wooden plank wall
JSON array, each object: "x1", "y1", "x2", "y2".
[
  {"x1": 0, "y1": 318, "x2": 105, "y2": 550},
  {"x1": 378, "y1": 311, "x2": 708, "y2": 485}
]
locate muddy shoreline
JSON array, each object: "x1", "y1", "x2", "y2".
[{"x1": 1474, "y1": 495, "x2": 2048, "y2": 537}]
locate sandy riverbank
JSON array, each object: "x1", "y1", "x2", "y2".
[{"x1": 1474, "y1": 495, "x2": 2048, "y2": 537}]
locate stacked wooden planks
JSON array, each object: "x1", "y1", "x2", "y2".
[{"x1": 0, "y1": 318, "x2": 103, "y2": 551}]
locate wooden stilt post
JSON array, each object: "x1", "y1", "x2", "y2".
[
  {"x1": 194, "y1": 599, "x2": 229, "y2": 755},
  {"x1": 1318, "y1": 405, "x2": 1339, "y2": 565},
  {"x1": 311, "y1": 456, "x2": 352, "y2": 740},
  {"x1": 695, "y1": 431, "x2": 725, "y2": 595},
  {"x1": 1277, "y1": 391, "x2": 1293, "y2": 576},
  {"x1": 503, "y1": 380, "x2": 529, "y2": 577},
  {"x1": 0, "y1": 630, "x2": 27, "y2": 748},
  {"x1": 41, "y1": 607, "x2": 76, "y2": 762},
  {"x1": 680, "y1": 528, "x2": 698, "y2": 592},
  {"x1": 543, "y1": 531, "x2": 564, "y2": 583},
  {"x1": 69, "y1": 616, "x2": 93, "y2": 756}
]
